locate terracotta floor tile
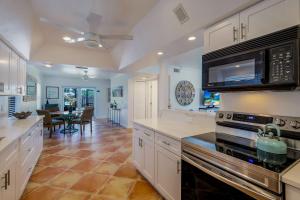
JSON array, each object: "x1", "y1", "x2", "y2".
[
  {"x1": 43, "y1": 146, "x2": 65, "y2": 154},
  {"x1": 31, "y1": 165, "x2": 47, "y2": 175},
  {"x1": 128, "y1": 181, "x2": 161, "y2": 200},
  {"x1": 105, "y1": 152, "x2": 130, "y2": 164},
  {"x1": 21, "y1": 186, "x2": 64, "y2": 200},
  {"x1": 50, "y1": 171, "x2": 82, "y2": 188},
  {"x1": 71, "y1": 159, "x2": 102, "y2": 172},
  {"x1": 93, "y1": 162, "x2": 119, "y2": 175},
  {"x1": 89, "y1": 195, "x2": 126, "y2": 200},
  {"x1": 57, "y1": 191, "x2": 91, "y2": 200},
  {"x1": 30, "y1": 167, "x2": 65, "y2": 183},
  {"x1": 71, "y1": 173, "x2": 109, "y2": 193},
  {"x1": 57, "y1": 148, "x2": 80, "y2": 156},
  {"x1": 114, "y1": 162, "x2": 140, "y2": 179},
  {"x1": 72, "y1": 150, "x2": 95, "y2": 158},
  {"x1": 52, "y1": 157, "x2": 82, "y2": 169},
  {"x1": 22, "y1": 182, "x2": 41, "y2": 196},
  {"x1": 99, "y1": 177, "x2": 135, "y2": 199},
  {"x1": 89, "y1": 151, "x2": 112, "y2": 160},
  {"x1": 37, "y1": 155, "x2": 65, "y2": 166}
]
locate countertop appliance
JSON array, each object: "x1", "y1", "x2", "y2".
[
  {"x1": 181, "y1": 111, "x2": 300, "y2": 200},
  {"x1": 202, "y1": 25, "x2": 300, "y2": 92}
]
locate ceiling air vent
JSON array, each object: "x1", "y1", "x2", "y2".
[
  {"x1": 173, "y1": 4, "x2": 190, "y2": 24},
  {"x1": 173, "y1": 68, "x2": 181, "y2": 73}
]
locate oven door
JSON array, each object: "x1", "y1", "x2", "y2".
[
  {"x1": 202, "y1": 50, "x2": 266, "y2": 91},
  {"x1": 181, "y1": 152, "x2": 282, "y2": 200}
]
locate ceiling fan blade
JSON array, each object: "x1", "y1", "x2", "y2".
[
  {"x1": 86, "y1": 12, "x2": 102, "y2": 33},
  {"x1": 40, "y1": 17, "x2": 84, "y2": 35},
  {"x1": 99, "y1": 34, "x2": 133, "y2": 40}
]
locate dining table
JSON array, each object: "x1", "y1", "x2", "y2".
[{"x1": 50, "y1": 110, "x2": 83, "y2": 134}]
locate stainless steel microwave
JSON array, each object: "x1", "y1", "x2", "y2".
[{"x1": 202, "y1": 25, "x2": 300, "y2": 92}]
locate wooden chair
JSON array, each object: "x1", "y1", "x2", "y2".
[
  {"x1": 36, "y1": 110, "x2": 65, "y2": 138},
  {"x1": 71, "y1": 107, "x2": 94, "y2": 136}
]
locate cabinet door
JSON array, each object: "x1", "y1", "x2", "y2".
[
  {"x1": 204, "y1": 14, "x2": 240, "y2": 54},
  {"x1": 141, "y1": 138, "x2": 155, "y2": 184},
  {"x1": 9, "y1": 51, "x2": 19, "y2": 95},
  {"x1": 0, "y1": 42, "x2": 10, "y2": 95},
  {"x1": 18, "y1": 58, "x2": 27, "y2": 96},
  {"x1": 155, "y1": 145, "x2": 181, "y2": 200},
  {"x1": 133, "y1": 134, "x2": 144, "y2": 171},
  {"x1": 240, "y1": 0, "x2": 300, "y2": 42}
]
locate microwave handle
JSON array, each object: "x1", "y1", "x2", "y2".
[{"x1": 260, "y1": 51, "x2": 268, "y2": 84}]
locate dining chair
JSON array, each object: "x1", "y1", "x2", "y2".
[
  {"x1": 36, "y1": 110, "x2": 65, "y2": 138},
  {"x1": 71, "y1": 107, "x2": 94, "y2": 136}
]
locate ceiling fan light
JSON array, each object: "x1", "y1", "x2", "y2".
[
  {"x1": 63, "y1": 36, "x2": 71, "y2": 41},
  {"x1": 77, "y1": 37, "x2": 85, "y2": 42},
  {"x1": 98, "y1": 44, "x2": 103, "y2": 48}
]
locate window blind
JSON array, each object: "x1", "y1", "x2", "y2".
[{"x1": 8, "y1": 96, "x2": 16, "y2": 117}]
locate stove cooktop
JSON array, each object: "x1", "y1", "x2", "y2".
[{"x1": 183, "y1": 132, "x2": 300, "y2": 173}]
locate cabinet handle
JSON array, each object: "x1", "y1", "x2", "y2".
[
  {"x1": 162, "y1": 141, "x2": 170, "y2": 146},
  {"x1": 7, "y1": 170, "x2": 10, "y2": 186},
  {"x1": 177, "y1": 160, "x2": 181, "y2": 174},
  {"x1": 233, "y1": 27, "x2": 238, "y2": 42},
  {"x1": 241, "y1": 23, "x2": 246, "y2": 40},
  {"x1": 140, "y1": 138, "x2": 143, "y2": 148},
  {"x1": 138, "y1": 138, "x2": 141, "y2": 147},
  {"x1": 144, "y1": 132, "x2": 151, "y2": 137},
  {"x1": 1, "y1": 173, "x2": 8, "y2": 190}
]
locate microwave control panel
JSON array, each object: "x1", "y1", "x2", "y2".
[{"x1": 269, "y1": 44, "x2": 294, "y2": 83}]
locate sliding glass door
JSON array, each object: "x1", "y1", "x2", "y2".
[{"x1": 63, "y1": 87, "x2": 95, "y2": 111}]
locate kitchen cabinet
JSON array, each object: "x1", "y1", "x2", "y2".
[
  {"x1": 285, "y1": 184, "x2": 300, "y2": 200},
  {"x1": 18, "y1": 58, "x2": 27, "y2": 96},
  {"x1": 0, "y1": 142, "x2": 18, "y2": 200},
  {"x1": 155, "y1": 145, "x2": 181, "y2": 200},
  {"x1": 0, "y1": 42, "x2": 10, "y2": 95},
  {"x1": 133, "y1": 125, "x2": 155, "y2": 184},
  {"x1": 204, "y1": 14, "x2": 240, "y2": 53},
  {"x1": 240, "y1": 0, "x2": 300, "y2": 42},
  {"x1": 0, "y1": 40, "x2": 27, "y2": 96},
  {"x1": 203, "y1": 0, "x2": 300, "y2": 53}
]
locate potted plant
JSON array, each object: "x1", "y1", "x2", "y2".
[{"x1": 64, "y1": 95, "x2": 76, "y2": 113}]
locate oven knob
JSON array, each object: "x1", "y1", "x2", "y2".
[
  {"x1": 218, "y1": 113, "x2": 224, "y2": 119},
  {"x1": 274, "y1": 118, "x2": 286, "y2": 127},
  {"x1": 226, "y1": 114, "x2": 232, "y2": 119},
  {"x1": 290, "y1": 121, "x2": 300, "y2": 129},
  {"x1": 226, "y1": 149, "x2": 232, "y2": 156}
]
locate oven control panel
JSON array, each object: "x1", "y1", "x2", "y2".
[{"x1": 269, "y1": 44, "x2": 295, "y2": 83}]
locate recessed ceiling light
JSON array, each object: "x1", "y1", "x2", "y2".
[
  {"x1": 188, "y1": 36, "x2": 197, "y2": 41},
  {"x1": 63, "y1": 36, "x2": 71, "y2": 41},
  {"x1": 235, "y1": 65, "x2": 240, "y2": 68},
  {"x1": 98, "y1": 44, "x2": 103, "y2": 48},
  {"x1": 157, "y1": 51, "x2": 164, "y2": 55},
  {"x1": 77, "y1": 37, "x2": 85, "y2": 42},
  {"x1": 45, "y1": 64, "x2": 52, "y2": 68}
]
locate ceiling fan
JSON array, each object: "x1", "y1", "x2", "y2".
[
  {"x1": 76, "y1": 66, "x2": 95, "y2": 80},
  {"x1": 39, "y1": 12, "x2": 133, "y2": 49}
]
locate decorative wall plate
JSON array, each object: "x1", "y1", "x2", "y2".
[{"x1": 175, "y1": 80, "x2": 195, "y2": 106}]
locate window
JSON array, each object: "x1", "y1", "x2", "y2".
[{"x1": 8, "y1": 96, "x2": 16, "y2": 117}]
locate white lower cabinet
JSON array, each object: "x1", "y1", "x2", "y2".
[
  {"x1": 133, "y1": 123, "x2": 181, "y2": 200},
  {"x1": 155, "y1": 145, "x2": 181, "y2": 200},
  {"x1": 0, "y1": 120, "x2": 43, "y2": 200}
]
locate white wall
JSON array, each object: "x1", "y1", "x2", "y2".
[
  {"x1": 221, "y1": 91, "x2": 300, "y2": 117},
  {"x1": 110, "y1": 74, "x2": 130, "y2": 127},
  {"x1": 0, "y1": 0, "x2": 35, "y2": 59},
  {"x1": 164, "y1": 48, "x2": 202, "y2": 111},
  {"x1": 42, "y1": 76, "x2": 110, "y2": 119}
]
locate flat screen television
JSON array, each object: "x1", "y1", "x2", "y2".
[{"x1": 203, "y1": 91, "x2": 220, "y2": 106}]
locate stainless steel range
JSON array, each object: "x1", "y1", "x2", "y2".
[{"x1": 181, "y1": 111, "x2": 300, "y2": 200}]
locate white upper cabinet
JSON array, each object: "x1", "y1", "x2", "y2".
[
  {"x1": 18, "y1": 58, "x2": 27, "y2": 96},
  {"x1": 204, "y1": 14, "x2": 240, "y2": 53},
  {"x1": 9, "y1": 51, "x2": 19, "y2": 95},
  {"x1": 204, "y1": 0, "x2": 300, "y2": 54},
  {"x1": 0, "y1": 43, "x2": 10, "y2": 95},
  {"x1": 240, "y1": 0, "x2": 300, "y2": 42}
]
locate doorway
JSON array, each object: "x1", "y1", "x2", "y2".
[
  {"x1": 63, "y1": 87, "x2": 95, "y2": 111},
  {"x1": 133, "y1": 79, "x2": 158, "y2": 120}
]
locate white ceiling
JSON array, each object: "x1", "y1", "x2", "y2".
[
  {"x1": 32, "y1": 62, "x2": 118, "y2": 80},
  {"x1": 30, "y1": 0, "x2": 158, "y2": 49}
]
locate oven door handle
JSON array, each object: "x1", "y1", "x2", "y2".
[{"x1": 182, "y1": 153, "x2": 281, "y2": 200}]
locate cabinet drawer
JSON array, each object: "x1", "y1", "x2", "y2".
[
  {"x1": 133, "y1": 124, "x2": 154, "y2": 141},
  {"x1": 20, "y1": 129, "x2": 33, "y2": 145},
  {"x1": 155, "y1": 132, "x2": 181, "y2": 156},
  {"x1": 0, "y1": 140, "x2": 18, "y2": 164}
]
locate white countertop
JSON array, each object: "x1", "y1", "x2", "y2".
[
  {"x1": 133, "y1": 118, "x2": 216, "y2": 140},
  {"x1": 282, "y1": 161, "x2": 300, "y2": 189},
  {"x1": 0, "y1": 116, "x2": 43, "y2": 152}
]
